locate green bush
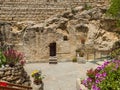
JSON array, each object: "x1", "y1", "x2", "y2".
[
  {"x1": 110, "y1": 48, "x2": 120, "y2": 59},
  {"x1": 0, "y1": 50, "x2": 6, "y2": 67},
  {"x1": 72, "y1": 57, "x2": 77, "y2": 62},
  {"x1": 81, "y1": 60, "x2": 120, "y2": 90},
  {"x1": 110, "y1": 41, "x2": 120, "y2": 59},
  {"x1": 98, "y1": 60, "x2": 120, "y2": 90}
]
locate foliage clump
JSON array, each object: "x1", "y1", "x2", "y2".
[
  {"x1": 0, "y1": 49, "x2": 25, "y2": 67},
  {"x1": 81, "y1": 60, "x2": 120, "y2": 90},
  {"x1": 110, "y1": 41, "x2": 120, "y2": 59},
  {"x1": 0, "y1": 50, "x2": 6, "y2": 67},
  {"x1": 107, "y1": 0, "x2": 120, "y2": 18},
  {"x1": 107, "y1": 0, "x2": 120, "y2": 26},
  {"x1": 72, "y1": 57, "x2": 77, "y2": 62}
]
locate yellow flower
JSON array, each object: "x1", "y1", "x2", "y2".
[{"x1": 31, "y1": 70, "x2": 39, "y2": 76}]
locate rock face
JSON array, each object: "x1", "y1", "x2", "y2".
[
  {"x1": 0, "y1": 64, "x2": 31, "y2": 86},
  {"x1": 0, "y1": 5, "x2": 119, "y2": 62},
  {"x1": 0, "y1": 0, "x2": 109, "y2": 22}
]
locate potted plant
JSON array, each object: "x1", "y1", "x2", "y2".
[{"x1": 31, "y1": 70, "x2": 44, "y2": 85}]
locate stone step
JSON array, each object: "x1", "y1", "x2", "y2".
[
  {"x1": 49, "y1": 61, "x2": 57, "y2": 64},
  {"x1": 49, "y1": 57, "x2": 57, "y2": 64},
  {"x1": 49, "y1": 59, "x2": 57, "y2": 62}
]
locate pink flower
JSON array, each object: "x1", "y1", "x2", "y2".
[
  {"x1": 92, "y1": 84, "x2": 100, "y2": 90},
  {"x1": 102, "y1": 72, "x2": 107, "y2": 77},
  {"x1": 20, "y1": 60, "x2": 26, "y2": 66}
]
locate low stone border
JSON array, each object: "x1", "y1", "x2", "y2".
[
  {"x1": 0, "y1": 64, "x2": 31, "y2": 86},
  {"x1": 76, "y1": 78, "x2": 88, "y2": 90}
]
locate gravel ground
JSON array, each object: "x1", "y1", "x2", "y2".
[{"x1": 24, "y1": 62, "x2": 98, "y2": 90}]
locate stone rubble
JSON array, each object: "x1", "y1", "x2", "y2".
[{"x1": 0, "y1": 64, "x2": 31, "y2": 86}]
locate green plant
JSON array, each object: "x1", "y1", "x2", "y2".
[
  {"x1": 72, "y1": 57, "x2": 77, "y2": 62},
  {"x1": 81, "y1": 60, "x2": 120, "y2": 90},
  {"x1": 107, "y1": 0, "x2": 120, "y2": 19},
  {"x1": 107, "y1": 0, "x2": 120, "y2": 26},
  {"x1": 98, "y1": 60, "x2": 120, "y2": 90},
  {"x1": 3, "y1": 49, "x2": 25, "y2": 67},
  {"x1": 31, "y1": 70, "x2": 45, "y2": 85},
  {"x1": 110, "y1": 41, "x2": 120, "y2": 59},
  {"x1": 0, "y1": 50, "x2": 6, "y2": 67},
  {"x1": 110, "y1": 48, "x2": 120, "y2": 59}
]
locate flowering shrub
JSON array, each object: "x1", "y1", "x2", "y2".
[
  {"x1": 81, "y1": 60, "x2": 120, "y2": 90},
  {"x1": 31, "y1": 70, "x2": 44, "y2": 85},
  {"x1": 3, "y1": 49, "x2": 25, "y2": 67}
]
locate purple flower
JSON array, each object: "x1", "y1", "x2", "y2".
[
  {"x1": 97, "y1": 61, "x2": 110, "y2": 71},
  {"x1": 96, "y1": 66, "x2": 102, "y2": 71},
  {"x1": 96, "y1": 65, "x2": 105, "y2": 71},
  {"x1": 116, "y1": 64, "x2": 119, "y2": 69},
  {"x1": 87, "y1": 77, "x2": 92, "y2": 82},
  {"x1": 112, "y1": 60, "x2": 120, "y2": 65},
  {"x1": 102, "y1": 72, "x2": 107, "y2": 77},
  {"x1": 103, "y1": 61, "x2": 110, "y2": 66},
  {"x1": 81, "y1": 80, "x2": 87, "y2": 86},
  {"x1": 95, "y1": 73, "x2": 102, "y2": 78},
  {"x1": 92, "y1": 84, "x2": 100, "y2": 90},
  {"x1": 95, "y1": 79, "x2": 100, "y2": 84}
]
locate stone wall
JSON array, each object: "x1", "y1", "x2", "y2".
[
  {"x1": 0, "y1": 0, "x2": 109, "y2": 22},
  {"x1": 0, "y1": 64, "x2": 31, "y2": 86}
]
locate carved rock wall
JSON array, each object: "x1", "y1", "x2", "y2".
[
  {"x1": 0, "y1": 0, "x2": 109, "y2": 22},
  {"x1": 0, "y1": 5, "x2": 119, "y2": 62}
]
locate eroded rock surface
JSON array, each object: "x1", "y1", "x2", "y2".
[{"x1": 0, "y1": 5, "x2": 119, "y2": 62}]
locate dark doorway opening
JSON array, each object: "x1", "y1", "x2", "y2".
[{"x1": 49, "y1": 42, "x2": 56, "y2": 56}]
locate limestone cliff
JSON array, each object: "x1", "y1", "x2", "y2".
[{"x1": 0, "y1": 5, "x2": 119, "y2": 62}]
